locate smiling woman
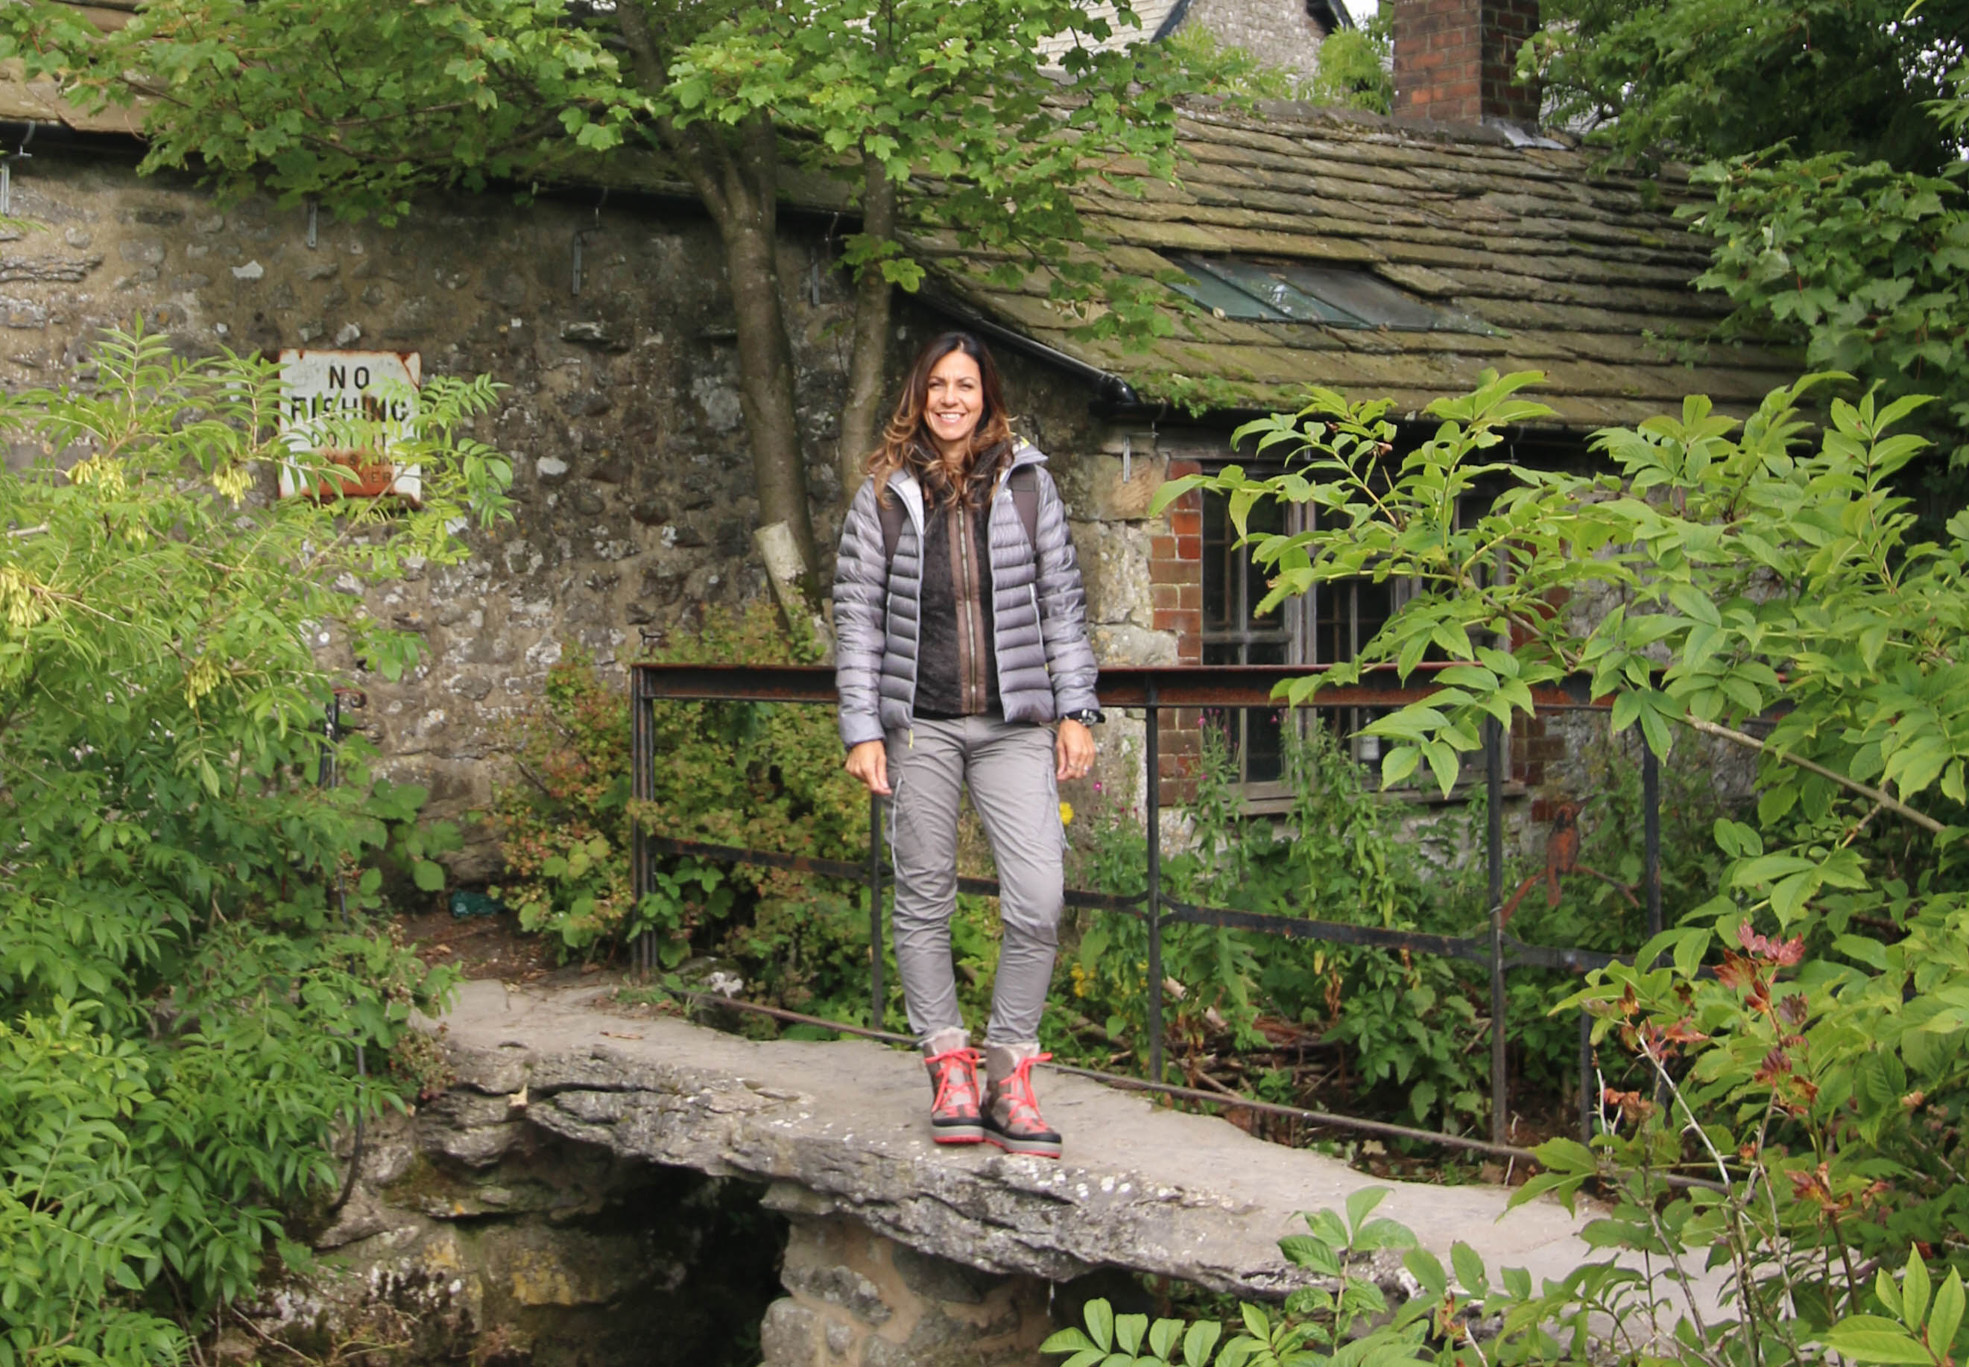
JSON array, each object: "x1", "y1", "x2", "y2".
[{"x1": 832, "y1": 331, "x2": 1101, "y2": 1161}]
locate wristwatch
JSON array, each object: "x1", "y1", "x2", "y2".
[{"x1": 1062, "y1": 708, "x2": 1105, "y2": 726}]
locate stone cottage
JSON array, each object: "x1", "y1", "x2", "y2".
[{"x1": 0, "y1": 0, "x2": 1792, "y2": 863}]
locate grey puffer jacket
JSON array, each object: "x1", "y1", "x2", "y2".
[{"x1": 834, "y1": 442, "x2": 1099, "y2": 747}]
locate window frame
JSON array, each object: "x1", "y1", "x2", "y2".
[{"x1": 1195, "y1": 480, "x2": 1495, "y2": 806}]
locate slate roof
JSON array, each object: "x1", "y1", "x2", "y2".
[
  {"x1": 0, "y1": 25, "x2": 1794, "y2": 432},
  {"x1": 911, "y1": 102, "x2": 1799, "y2": 431}
]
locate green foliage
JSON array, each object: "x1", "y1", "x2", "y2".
[
  {"x1": 1527, "y1": 5, "x2": 1969, "y2": 483},
  {"x1": 491, "y1": 607, "x2": 871, "y2": 1002},
  {"x1": 0, "y1": 327, "x2": 511, "y2": 1363},
  {"x1": 1301, "y1": 11, "x2": 1392, "y2": 115},
  {"x1": 1509, "y1": 896, "x2": 1969, "y2": 1358},
  {"x1": 1163, "y1": 362, "x2": 1969, "y2": 1358},
  {"x1": 1045, "y1": 1195, "x2": 1534, "y2": 1367},
  {"x1": 1164, "y1": 371, "x2": 1969, "y2": 837},
  {"x1": 1051, "y1": 1193, "x2": 1969, "y2": 1367},
  {"x1": 1522, "y1": 0, "x2": 1967, "y2": 173},
  {"x1": 1056, "y1": 724, "x2": 1620, "y2": 1132},
  {"x1": 716, "y1": 0, "x2": 1240, "y2": 350},
  {"x1": 1686, "y1": 137, "x2": 1969, "y2": 468},
  {"x1": 0, "y1": 0, "x2": 1231, "y2": 354}
]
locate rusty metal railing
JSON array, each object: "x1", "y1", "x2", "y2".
[{"x1": 629, "y1": 662, "x2": 1667, "y2": 1150}]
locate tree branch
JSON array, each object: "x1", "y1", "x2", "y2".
[{"x1": 1679, "y1": 715, "x2": 1946, "y2": 835}]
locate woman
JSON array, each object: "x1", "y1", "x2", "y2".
[{"x1": 833, "y1": 332, "x2": 1102, "y2": 1159}]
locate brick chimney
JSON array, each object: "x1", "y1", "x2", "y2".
[{"x1": 1391, "y1": 0, "x2": 1541, "y2": 129}]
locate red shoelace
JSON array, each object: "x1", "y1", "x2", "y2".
[
  {"x1": 995, "y1": 1052, "x2": 1052, "y2": 1131},
  {"x1": 926, "y1": 1047, "x2": 982, "y2": 1115}
]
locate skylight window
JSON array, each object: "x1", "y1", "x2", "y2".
[{"x1": 1169, "y1": 254, "x2": 1487, "y2": 333}]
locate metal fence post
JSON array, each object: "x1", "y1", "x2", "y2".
[
  {"x1": 1145, "y1": 682, "x2": 1164, "y2": 1085},
  {"x1": 1643, "y1": 741, "x2": 1663, "y2": 942},
  {"x1": 1579, "y1": 1012, "x2": 1594, "y2": 1142},
  {"x1": 868, "y1": 792, "x2": 885, "y2": 1032},
  {"x1": 319, "y1": 687, "x2": 367, "y2": 1213},
  {"x1": 1486, "y1": 716, "x2": 1508, "y2": 1147},
  {"x1": 631, "y1": 667, "x2": 653, "y2": 974},
  {"x1": 1643, "y1": 736, "x2": 1667, "y2": 1108}
]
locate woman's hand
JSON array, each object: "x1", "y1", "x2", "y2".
[
  {"x1": 1056, "y1": 719, "x2": 1095, "y2": 782},
  {"x1": 845, "y1": 740, "x2": 891, "y2": 796}
]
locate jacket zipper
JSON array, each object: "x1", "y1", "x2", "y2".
[{"x1": 956, "y1": 505, "x2": 981, "y2": 713}]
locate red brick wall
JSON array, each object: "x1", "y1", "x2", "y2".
[
  {"x1": 1391, "y1": 0, "x2": 1541, "y2": 128},
  {"x1": 1151, "y1": 463, "x2": 1205, "y2": 800}
]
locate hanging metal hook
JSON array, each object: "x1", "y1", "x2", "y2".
[
  {"x1": 2, "y1": 122, "x2": 38, "y2": 219},
  {"x1": 572, "y1": 189, "x2": 609, "y2": 297}
]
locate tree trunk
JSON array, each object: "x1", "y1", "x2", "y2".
[
  {"x1": 619, "y1": 9, "x2": 820, "y2": 597},
  {"x1": 716, "y1": 116, "x2": 821, "y2": 592},
  {"x1": 837, "y1": 151, "x2": 898, "y2": 502}
]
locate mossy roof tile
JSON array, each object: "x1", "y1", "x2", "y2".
[{"x1": 913, "y1": 103, "x2": 1798, "y2": 425}]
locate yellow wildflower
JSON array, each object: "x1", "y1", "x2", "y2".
[{"x1": 1058, "y1": 801, "x2": 1074, "y2": 826}]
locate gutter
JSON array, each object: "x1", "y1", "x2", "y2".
[{"x1": 917, "y1": 288, "x2": 1140, "y2": 407}]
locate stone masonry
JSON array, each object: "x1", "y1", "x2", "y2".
[
  {"x1": 0, "y1": 147, "x2": 1180, "y2": 866},
  {"x1": 759, "y1": 1216, "x2": 1053, "y2": 1367},
  {"x1": 1176, "y1": 0, "x2": 1330, "y2": 83}
]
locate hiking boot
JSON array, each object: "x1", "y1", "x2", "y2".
[
  {"x1": 922, "y1": 1028, "x2": 984, "y2": 1145},
  {"x1": 982, "y1": 1042, "x2": 1062, "y2": 1159}
]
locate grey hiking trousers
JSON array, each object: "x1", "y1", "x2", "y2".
[{"x1": 885, "y1": 714, "x2": 1063, "y2": 1046}]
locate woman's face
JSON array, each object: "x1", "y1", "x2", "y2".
[{"x1": 923, "y1": 349, "x2": 984, "y2": 458}]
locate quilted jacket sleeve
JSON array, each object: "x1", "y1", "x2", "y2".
[
  {"x1": 832, "y1": 479, "x2": 889, "y2": 748},
  {"x1": 1031, "y1": 467, "x2": 1100, "y2": 717}
]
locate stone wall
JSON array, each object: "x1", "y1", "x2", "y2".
[
  {"x1": 260, "y1": 1103, "x2": 788, "y2": 1367},
  {"x1": 0, "y1": 145, "x2": 1184, "y2": 871},
  {"x1": 1, "y1": 139, "x2": 1667, "y2": 867},
  {"x1": 1177, "y1": 0, "x2": 1329, "y2": 82},
  {"x1": 759, "y1": 1215, "x2": 1053, "y2": 1367}
]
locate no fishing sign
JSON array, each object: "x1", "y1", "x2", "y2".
[{"x1": 277, "y1": 349, "x2": 422, "y2": 502}]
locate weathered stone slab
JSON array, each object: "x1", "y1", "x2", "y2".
[{"x1": 436, "y1": 981, "x2": 1614, "y2": 1300}]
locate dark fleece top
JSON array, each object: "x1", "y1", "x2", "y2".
[{"x1": 913, "y1": 495, "x2": 1001, "y2": 719}]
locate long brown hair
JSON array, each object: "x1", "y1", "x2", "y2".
[{"x1": 864, "y1": 331, "x2": 1014, "y2": 509}]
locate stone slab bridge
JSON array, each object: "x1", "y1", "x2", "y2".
[{"x1": 299, "y1": 981, "x2": 1649, "y2": 1367}]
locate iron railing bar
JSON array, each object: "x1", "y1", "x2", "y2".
[
  {"x1": 631, "y1": 661, "x2": 1619, "y2": 713},
  {"x1": 1145, "y1": 682, "x2": 1164, "y2": 1084},
  {"x1": 642, "y1": 834, "x2": 1624, "y2": 973},
  {"x1": 1485, "y1": 715, "x2": 1509, "y2": 1148}
]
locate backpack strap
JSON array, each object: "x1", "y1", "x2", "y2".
[
  {"x1": 1008, "y1": 465, "x2": 1041, "y2": 551},
  {"x1": 879, "y1": 468, "x2": 1040, "y2": 562},
  {"x1": 878, "y1": 491, "x2": 907, "y2": 563}
]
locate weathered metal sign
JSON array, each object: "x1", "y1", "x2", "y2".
[{"x1": 277, "y1": 349, "x2": 422, "y2": 501}]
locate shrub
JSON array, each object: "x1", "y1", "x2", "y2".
[
  {"x1": 0, "y1": 327, "x2": 511, "y2": 1364},
  {"x1": 491, "y1": 605, "x2": 870, "y2": 1006},
  {"x1": 1160, "y1": 368, "x2": 1969, "y2": 1350}
]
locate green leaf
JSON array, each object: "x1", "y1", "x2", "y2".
[
  {"x1": 1345, "y1": 1187, "x2": 1390, "y2": 1235},
  {"x1": 1085, "y1": 1299, "x2": 1115, "y2": 1352},
  {"x1": 1043, "y1": 1330, "x2": 1098, "y2": 1356},
  {"x1": 1906, "y1": 1250, "x2": 1933, "y2": 1329},
  {"x1": 412, "y1": 859, "x2": 446, "y2": 892},
  {"x1": 1927, "y1": 1271, "x2": 1963, "y2": 1363},
  {"x1": 1182, "y1": 1321, "x2": 1222, "y2": 1367},
  {"x1": 1279, "y1": 1235, "x2": 1341, "y2": 1276},
  {"x1": 1403, "y1": 1247, "x2": 1447, "y2": 1297},
  {"x1": 1116, "y1": 1314, "x2": 1148, "y2": 1356},
  {"x1": 1821, "y1": 1324, "x2": 1936, "y2": 1364}
]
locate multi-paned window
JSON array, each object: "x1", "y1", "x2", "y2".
[{"x1": 1199, "y1": 490, "x2": 1404, "y2": 792}]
